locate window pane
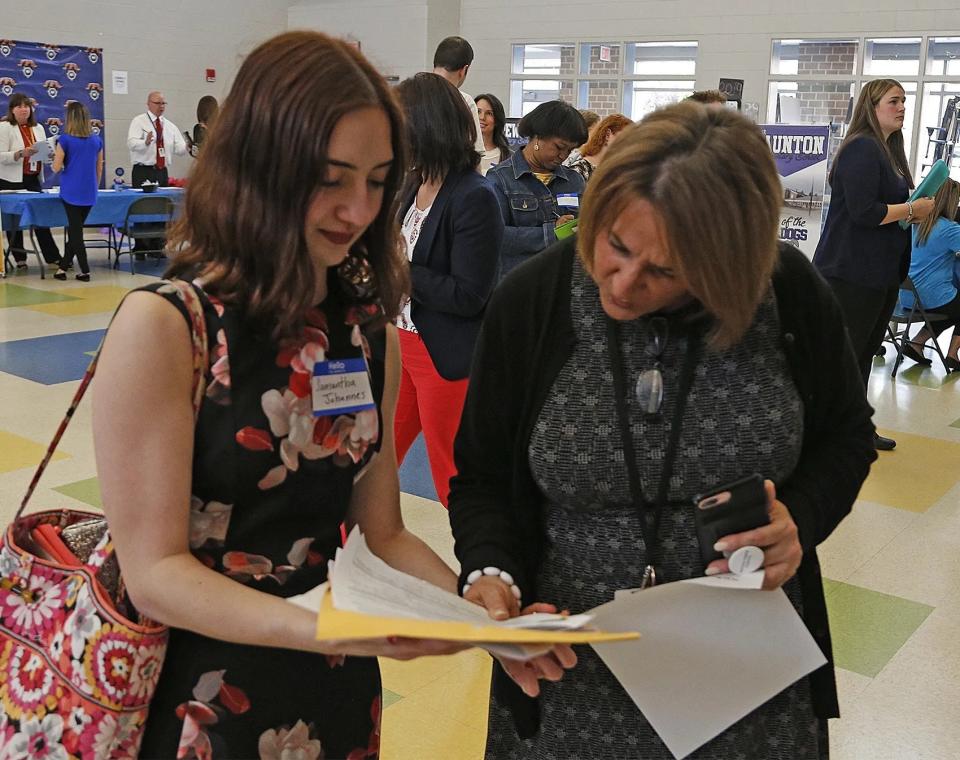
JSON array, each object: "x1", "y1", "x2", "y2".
[
  {"x1": 623, "y1": 42, "x2": 697, "y2": 76},
  {"x1": 766, "y1": 80, "x2": 855, "y2": 125},
  {"x1": 622, "y1": 81, "x2": 695, "y2": 121},
  {"x1": 771, "y1": 39, "x2": 858, "y2": 76},
  {"x1": 918, "y1": 82, "x2": 960, "y2": 178},
  {"x1": 926, "y1": 37, "x2": 960, "y2": 76},
  {"x1": 863, "y1": 38, "x2": 920, "y2": 76},
  {"x1": 511, "y1": 44, "x2": 576, "y2": 76},
  {"x1": 509, "y1": 79, "x2": 575, "y2": 118},
  {"x1": 578, "y1": 81, "x2": 621, "y2": 116},
  {"x1": 579, "y1": 43, "x2": 622, "y2": 76}
]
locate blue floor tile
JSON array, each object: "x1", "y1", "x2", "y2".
[
  {"x1": 0, "y1": 330, "x2": 104, "y2": 384},
  {"x1": 398, "y1": 433, "x2": 438, "y2": 502}
]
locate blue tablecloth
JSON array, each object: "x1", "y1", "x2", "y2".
[{"x1": 0, "y1": 187, "x2": 183, "y2": 230}]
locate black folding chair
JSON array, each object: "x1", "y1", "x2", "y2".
[
  {"x1": 113, "y1": 196, "x2": 174, "y2": 274},
  {"x1": 885, "y1": 276, "x2": 952, "y2": 376}
]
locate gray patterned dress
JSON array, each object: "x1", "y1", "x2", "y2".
[{"x1": 485, "y1": 258, "x2": 828, "y2": 759}]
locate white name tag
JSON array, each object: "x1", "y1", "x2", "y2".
[
  {"x1": 157, "y1": 147, "x2": 166, "y2": 158},
  {"x1": 556, "y1": 193, "x2": 579, "y2": 209},
  {"x1": 311, "y1": 357, "x2": 375, "y2": 417}
]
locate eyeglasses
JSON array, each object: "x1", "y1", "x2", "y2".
[{"x1": 635, "y1": 317, "x2": 668, "y2": 415}]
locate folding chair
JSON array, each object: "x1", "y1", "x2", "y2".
[
  {"x1": 113, "y1": 196, "x2": 174, "y2": 274},
  {"x1": 885, "y1": 276, "x2": 952, "y2": 376}
]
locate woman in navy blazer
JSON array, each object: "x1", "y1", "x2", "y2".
[
  {"x1": 813, "y1": 78, "x2": 934, "y2": 450},
  {"x1": 393, "y1": 73, "x2": 504, "y2": 506}
]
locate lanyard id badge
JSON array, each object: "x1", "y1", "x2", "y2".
[{"x1": 311, "y1": 357, "x2": 375, "y2": 417}]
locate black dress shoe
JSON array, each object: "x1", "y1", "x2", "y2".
[
  {"x1": 901, "y1": 341, "x2": 932, "y2": 366},
  {"x1": 946, "y1": 357, "x2": 960, "y2": 372},
  {"x1": 874, "y1": 433, "x2": 897, "y2": 451}
]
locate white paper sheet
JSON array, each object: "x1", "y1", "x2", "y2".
[{"x1": 591, "y1": 580, "x2": 826, "y2": 759}]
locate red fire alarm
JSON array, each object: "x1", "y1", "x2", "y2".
[{"x1": 205, "y1": 68, "x2": 216, "y2": 83}]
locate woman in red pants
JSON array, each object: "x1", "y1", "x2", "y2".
[{"x1": 393, "y1": 73, "x2": 504, "y2": 506}]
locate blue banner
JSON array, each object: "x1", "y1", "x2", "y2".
[{"x1": 0, "y1": 39, "x2": 105, "y2": 188}]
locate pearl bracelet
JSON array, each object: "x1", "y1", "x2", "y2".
[
  {"x1": 462, "y1": 567, "x2": 522, "y2": 600},
  {"x1": 906, "y1": 199, "x2": 914, "y2": 222}
]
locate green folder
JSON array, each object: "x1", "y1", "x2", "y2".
[
  {"x1": 555, "y1": 218, "x2": 579, "y2": 240},
  {"x1": 900, "y1": 159, "x2": 949, "y2": 229}
]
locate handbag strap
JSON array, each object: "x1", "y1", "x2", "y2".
[{"x1": 16, "y1": 280, "x2": 209, "y2": 520}]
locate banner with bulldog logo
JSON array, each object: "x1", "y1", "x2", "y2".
[{"x1": 0, "y1": 39, "x2": 105, "y2": 187}]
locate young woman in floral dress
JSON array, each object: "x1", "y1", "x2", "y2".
[{"x1": 91, "y1": 31, "x2": 469, "y2": 759}]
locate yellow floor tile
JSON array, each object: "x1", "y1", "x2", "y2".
[
  {"x1": 860, "y1": 430, "x2": 960, "y2": 512},
  {"x1": 0, "y1": 430, "x2": 69, "y2": 473},
  {"x1": 22, "y1": 285, "x2": 131, "y2": 317}
]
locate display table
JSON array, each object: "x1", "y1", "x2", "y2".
[{"x1": 0, "y1": 187, "x2": 184, "y2": 277}]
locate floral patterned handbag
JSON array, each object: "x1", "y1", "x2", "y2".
[{"x1": 0, "y1": 280, "x2": 208, "y2": 758}]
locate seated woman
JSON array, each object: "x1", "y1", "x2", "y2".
[
  {"x1": 449, "y1": 102, "x2": 876, "y2": 759},
  {"x1": 566, "y1": 113, "x2": 632, "y2": 182},
  {"x1": 899, "y1": 178, "x2": 960, "y2": 369},
  {"x1": 393, "y1": 73, "x2": 504, "y2": 507},
  {"x1": 486, "y1": 101, "x2": 586, "y2": 279}
]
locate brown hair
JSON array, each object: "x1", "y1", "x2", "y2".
[
  {"x1": 581, "y1": 113, "x2": 632, "y2": 157},
  {"x1": 167, "y1": 31, "x2": 409, "y2": 339},
  {"x1": 831, "y1": 78, "x2": 912, "y2": 187},
  {"x1": 64, "y1": 101, "x2": 92, "y2": 137},
  {"x1": 687, "y1": 90, "x2": 727, "y2": 105},
  {"x1": 916, "y1": 178, "x2": 960, "y2": 247},
  {"x1": 579, "y1": 109, "x2": 601, "y2": 130},
  {"x1": 577, "y1": 102, "x2": 781, "y2": 349},
  {"x1": 4, "y1": 93, "x2": 36, "y2": 127},
  {"x1": 196, "y1": 95, "x2": 218, "y2": 125}
]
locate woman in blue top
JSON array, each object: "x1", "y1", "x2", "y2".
[
  {"x1": 486, "y1": 101, "x2": 586, "y2": 280},
  {"x1": 900, "y1": 178, "x2": 960, "y2": 369},
  {"x1": 52, "y1": 100, "x2": 103, "y2": 281},
  {"x1": 812, "y1": 79, "x2": 934, "y2": 450}
]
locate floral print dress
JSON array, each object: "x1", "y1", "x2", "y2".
[{"x1": 136, "y1": 280, "x2": 385, "y2": 760}]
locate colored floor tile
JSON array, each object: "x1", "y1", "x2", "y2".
[
  {"x1": 0, "y1": 283, "x2": 79, "y2": 308},
  {"x1": 53, "y1": 476, "x2": 102, "y2": 510},
  {"x1": 0, "y1": 429, "x2": 69, "y2": 474},
  {"x1": 858, "y1": 430, "x2": 960, "y2": 513},
  {"x1": 23, "y1": 285, "x2": 130, "y2": 317},
  {"x1": 0, "y1": 329, "x2": 103, "y2": 384},
  {"x1": 382, "y1": 687, "x2": 403, "y2": 709},
  {"x1": 823, "y1": 578, "x2": 933, "y2": 678},
  {"x1": 398, "y1": 433, "x2": 438, "y2": 503}
]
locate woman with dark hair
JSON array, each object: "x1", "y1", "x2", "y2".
[
  {"x1": 92, "y1": 31, "x2": 470, "y2": 758},
  {"x1": 813, "y1": 78, "x2": 934, "y2": 451},
  {"x1": 487, "y1": 100, "x2": 587, "y2": 279},
  {"x1": 392, "y1": 73, "x2": 503, "y2": 508},
  {"x1": 566, "y1": 113, "x2": 632, "y2": 182},
  {"x1": 475, "y1": 92, "x2": 510, "y2": 175},
  {"x1": 451, "y1": 102, "x2": 875, "y2": 759},
  {"x1": 188, "y1": 94, "x2": 219, "y2": 157},
  {"x1": 52, "y1": 100, "x2": 103, "y2": 282},
  {"x1": 0, "y1": 93, "x2": 61, "y2": 269}
]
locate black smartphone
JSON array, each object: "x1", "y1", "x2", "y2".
[{"x1": 692, "y1": 474, "x2": 769, "y2": 567}]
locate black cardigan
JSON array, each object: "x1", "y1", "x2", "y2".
[
  {"x1": 812, "y1": 135, "x2": 911, "y2": 290},
  {"x1": 448, "y1": 237, "x2": 878, "y2": 737}
]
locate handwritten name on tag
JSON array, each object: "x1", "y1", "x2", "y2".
[{"x1": 312, "y1": 358, "x2": 375, "y2": 417}]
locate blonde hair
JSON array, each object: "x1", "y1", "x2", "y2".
[
  {"x1": 64, "y1": 101, "x2": 92, "y2": 137},
  {"x1": 916, "y1": 178, "x2": 960, "y2": 247},
  {"x1": 577, "y1": 102, "x2": 782, "y2": 349},
  {"x1": 832, "y1": 79, "x2": 912, "y2": 187}
]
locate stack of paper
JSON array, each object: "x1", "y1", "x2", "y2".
[{"x1": 295, "y1": 528, "x2": 637, "y2": 660}]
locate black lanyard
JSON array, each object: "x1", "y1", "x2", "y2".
[{"x1": 606, "y1": 316, "x2": 702, "y2": 588}]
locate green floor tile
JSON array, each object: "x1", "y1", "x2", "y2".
[
  {"x1": 823, "y1": 578, "x2": 933, "y2": 678},
  {"x1": 53, "y1": 477, "x2": 102, "y2": 510},
  {"x1": 0, "y1": 284, "x2": 79, "y2": 308},
  {"x1": 382, "y1": 688, "x2": 404, "y2": 709}
]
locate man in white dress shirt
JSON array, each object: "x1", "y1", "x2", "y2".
[
  {"x1": 432, "y1": 37, "x2": 485, "y2": 156},
  {"x1": 126, "y1": 91, "x2": 187, "y2": 256}
]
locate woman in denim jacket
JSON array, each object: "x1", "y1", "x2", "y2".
[{"x1": 487, "y1": 101, "x2": 586, "y2": 279}]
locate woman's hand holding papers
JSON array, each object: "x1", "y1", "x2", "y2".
[{"x1": 466, "y1": 578, "x2": 578, "y2": 697}]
